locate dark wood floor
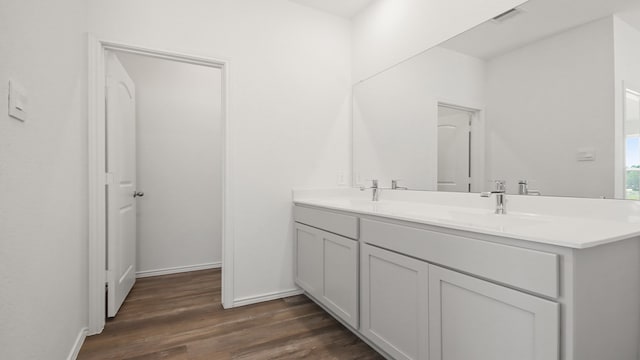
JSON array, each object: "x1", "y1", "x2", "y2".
[{"x1": 79, "y1": 269, "x2": 383, "y2": 359}]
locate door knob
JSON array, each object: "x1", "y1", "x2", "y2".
[{"x1": 133, "y1": 191, "x2": 145, "y2": 198}]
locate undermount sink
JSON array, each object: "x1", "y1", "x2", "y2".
[
  {"x1": 439, "y1": 210, "x2": 550, "y2": 231},
  {"x1": 307, "y1": 198, "x2": 551, "y2": 232}
]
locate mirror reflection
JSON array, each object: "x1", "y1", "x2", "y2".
[{"x1": 353, "y1": 0, "x2": 640, "y2": 199}]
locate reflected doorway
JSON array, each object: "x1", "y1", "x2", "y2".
[{"x1": 437, "y1": 105, "x2": 476, "y2": 192}]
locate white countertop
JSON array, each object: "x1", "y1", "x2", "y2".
[{"x1": 292, "y1": 188, "x2": 640, "y2": 249}]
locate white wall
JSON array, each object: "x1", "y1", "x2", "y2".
[
  {"x1": 485, "y1": 17, "x2": 616, "y2": 198},
  {"x1": 88, "y1": 0, "x2": 352, "y2": 303},
  {"x1": 353, "y1": 46, "x2": 485, "y2": 190},
  {"x1": 0, "y1": 0, "x2": 88, "y2": 359},
  {"x1": 115, "y1": 52, "x2": 223, "y2": 274},
  {"x1": 351, "y1": 0, "x2": 527, "y2": 82}
]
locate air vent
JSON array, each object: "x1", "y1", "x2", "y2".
[{"x1": 491, "y1": 8, "x2": 521, "y2": 23}]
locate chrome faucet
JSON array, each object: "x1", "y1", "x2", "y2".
[
  {"x1": 481, "y1": 180, "x2": 507, "y2": 214},
  {"x1": 518, "y1": 180, "x2": 541, "y2": 196},
  {"x1": 360, "y1": 179, "x2": 381, "y2": 201},
  {"x1": 391, "y1": 179, "x2": 408, "y2": 190}
]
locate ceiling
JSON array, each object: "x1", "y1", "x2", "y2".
[
  {"x1": 288, "y1": 0, "x2": 374, "y2": 18},
  {"x1": 618, "y1": 3, "x2": 640, "y2": 31},
  {"x1": 441, "y1": 0, "x2": 639, "y2": 60}
]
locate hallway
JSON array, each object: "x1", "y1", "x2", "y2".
[{"x1": 78, "y1": 270, "x2": 382, "y2": 359}]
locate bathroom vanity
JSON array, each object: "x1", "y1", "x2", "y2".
[
  {"x1": 292, "y1": 189, "x2": 640, "y2": 360},
  {"x1": 293, "y1": 0, "x2": 640, "y2": 358}
]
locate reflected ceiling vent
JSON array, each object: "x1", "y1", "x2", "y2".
[{"x1": 491, "y1": 8, "x2": 522, "y2": 23}]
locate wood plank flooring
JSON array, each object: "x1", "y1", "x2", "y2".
[{"x1": 79, "y1": 269, "x2": 383, "y2": 360}]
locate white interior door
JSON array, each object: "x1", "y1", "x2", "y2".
[
  {"x1": 106, "y1": 51, "x2": 138, "y2": 317},
  {"x1": 438, "y1": 106, "x2": 472, "y2": 192}
]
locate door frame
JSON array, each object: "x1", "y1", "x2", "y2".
[
  {"x1": 437, "y1": 101, "x2": 485, "y2": 193},
  {"x1": 87, "y1": 35, "x2": 235, "y2": 334}
]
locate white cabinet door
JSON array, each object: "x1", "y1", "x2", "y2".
[
  {"x1": 428, "y1": 265, "x2": 559, "y2": 360},
  {"x1": 361, "y1": 244, "x2": 429, "y2": 360},
  {"x1": 295, "y1": 223, "x2": 323, "y2": 299},
  {"x1": 294, "y1": 223, "x2": 359, "y2": 328},
  {"x1": 321, "y1": 231, "x2": 359, "y2": 328}
]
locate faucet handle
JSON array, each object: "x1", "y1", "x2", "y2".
[
  {"x1": 492, "y1": 180, "x2": 506, "y2": 191},
  {"x1": 480, "y1": 191, "x2": 492, "y2": 198}
]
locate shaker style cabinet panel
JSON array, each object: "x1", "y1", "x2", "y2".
[
  {"x1": 294, "y1": 222, "x2": 359, "y2": 328},
  {"x1": 294, "y1": 223, "x2": 323, "y2": 298},
  {"x1": 428, "y1": 265, "x2": 559, "y2": 360},
  {"x1": 360, "y1": 243, "x2": 429, "y2": 360},
  {"x1": 321, "y1": 231, "x2": 359, "y2": 328}
]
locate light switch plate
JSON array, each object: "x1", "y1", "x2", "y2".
[{"x1": 8, "y1": 80, "x2": 27, "y2": 122}]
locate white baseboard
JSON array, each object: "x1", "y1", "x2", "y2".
[
  {"x1": 232, "y1": 288, "x2": 304, "y2": 308},
  {"x1": 67, "y1": 327, "x2": 88, "y2": 360},
  {"x1": 136, "y1": 261, "x2": 221, "y2": 278}
]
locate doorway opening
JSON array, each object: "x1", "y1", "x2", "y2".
[
  {"x1": 88, "y1": 38, "x2": 233, "y2": 334},
  {"x1": 437, "y1": 104, "x2": 480, "y2": 193}
]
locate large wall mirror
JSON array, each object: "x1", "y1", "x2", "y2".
[{"x1": 353, "y1": 0, "x2": 640, "y2": 199}]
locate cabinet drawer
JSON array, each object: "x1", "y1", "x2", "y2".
[
  {"x1": 362, "y1": 219, "x2": 559, "y2": 298},
  {"x1": 294, "y1": 205, "x2": 359, "y2": 239}
]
